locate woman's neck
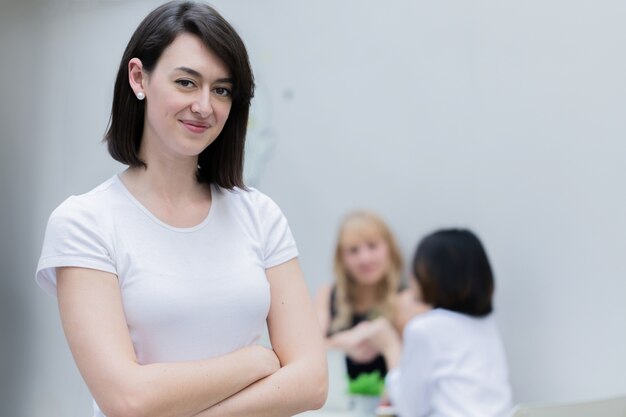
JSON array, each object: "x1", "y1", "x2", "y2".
[
  {"x1": 127, "y1": 144, "x2": 207, "y2": 202},
  {"x1": 352, "y1": 285, "x2": 378, "y2": 313},
  {"x1": 124, "y1": 163, "x2": 201, "y2": 201},
  {"x1": 120, "y1": 161, "x2": 211, "y2": 229}
]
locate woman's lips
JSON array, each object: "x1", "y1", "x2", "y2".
[
  {"x1": 180, "y1": 120, "x2": 209, "y2": 134},
  {"x1": 358, "y1": 264, "x2": 378, "y2": 275}
]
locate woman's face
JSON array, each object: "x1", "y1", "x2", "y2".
[
  {"x1": 341, "y1": 231, "x2": 391, "y2": 287},
  {"x1": 137, "y1": 33, "x2": 233, "y2": 161}
]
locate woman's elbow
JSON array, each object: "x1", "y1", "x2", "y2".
[
  {"x1": 289, "y1": 355, "x2": 328, "y2": 411},
  {"x1": 99, "y1": 397, "x2": 141, "y2": 417},
  {"x1": 97, "y1": 386, "x2": 151, "y2": 417},
  {"x1": 306, "y1": 359, "x2": 329, "y2": 410},
  {"x1": 309, "y1": 380, "x2": 328, "y2": 410}
]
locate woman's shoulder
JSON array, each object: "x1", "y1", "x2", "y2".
[
  {"x1": 404, "y1": 309, "x2": 456, "y2": 334},
  {"x1": 49, "y1": 175, "x2": 120, "y2": 223},
  {"x1": 217, "y1": 185, "x2": 287, "y2": 219},
  {"x1": 405, "y1": 309, "x2": 495, "y2": 339},
  {"x1": 218, "y1": 185, "x2": 276, "y2": 205}
]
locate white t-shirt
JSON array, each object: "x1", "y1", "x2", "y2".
[
  {"x1": 36, "y1": 174, "x2": 298, "y2": 416},
  {"x1": 386, "y1": 309, "x2": 512, "y2": 417}
]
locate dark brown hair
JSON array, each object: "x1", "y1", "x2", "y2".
[
  {"x1": 413, "y1": 229, "x2": 494, "y2": 317},
  {"x1": 105, "y1": 0, "x2": 254, "y2": 189}
]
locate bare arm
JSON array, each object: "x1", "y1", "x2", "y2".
[
  {"x1": 392, "y1": 289, "x2": 432, "y2": 334},
  {"x1": 314, "y1": 283, "x2": 332, "y2": 338},
  {"x1": 366, "y1": 317, "x2": 403, "y2": 369},
  {"x1": 194, "y1": 258, "x2": 328, "y2": 417},
  {"x1": 315, "y1": 283, "x2": 380, "y2": 363},
  {"x1": 57, "y1": 267, "x2": 279, "y2": 417}
]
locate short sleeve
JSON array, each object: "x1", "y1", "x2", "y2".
[
  {"x1": 35, "y1": 196, "x2": 117, "y2": 296},
  {"x1": 255, "y1": 192, "x2": 299, "y2": 269}
]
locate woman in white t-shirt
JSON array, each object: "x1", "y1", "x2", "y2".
[
  {"x1": 36, "y1": 2, "x2": 327, "y2": 417},
  {"x1": 365, "y1": 229, "x2": 512, "y2": 417}
]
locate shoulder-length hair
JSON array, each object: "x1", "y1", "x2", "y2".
[
  {"x1": 105, "y1": 0, "x2": 254, "y2": 189},
  {"x1": 413, "y1": 229, "x2": 494, "y2": 317},
  {"x1": 330, "y1": 211, "x2": 404, "y2": 333}
]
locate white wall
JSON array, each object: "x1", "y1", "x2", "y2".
[{"x1": 2, "y1": 0, "x2": 625, "y2": 415}]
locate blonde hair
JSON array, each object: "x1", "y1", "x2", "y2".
[{"x1": 330, "y1": 211, "x2": 404, "y2": 333}]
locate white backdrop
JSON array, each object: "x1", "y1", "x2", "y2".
[{"x1": 2, "y1": 0, "x2": 625, "y2": 416}]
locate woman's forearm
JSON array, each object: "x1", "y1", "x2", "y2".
[
  {"x1": 194, "y1": 259, "x2": 328, "y2": 417},
  {"x1": 57, "y1": 268, "x2": 280, "y2": 417},
  {"x1": 326, "y1": 326, "x2": 367, "y2": 351},
  {"x1": 193, "y1": 357, "x2": 327, "y2": 417},
  {"x1": 97, "y1": 345, "x2": 278, "y2": 417}
]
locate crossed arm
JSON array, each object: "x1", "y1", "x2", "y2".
[
  {"x1": 57, "y1": 258, "x2": 327, "y2": 417},
  {"x1": 313, "y1": 284, "x2": 423, "y2": 364}
]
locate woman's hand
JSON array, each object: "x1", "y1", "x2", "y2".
[
  {"x1": 248, "y1": 345, "x2": 281, "y2": 375},
  {"x1": 342, "y1": 321, "x2": 380, "y2": 362},
  {"x1": 346, "y1": 339, "x2": 380, "y2": 364},
  {"x1": 327, "y1": 321, "x2": 377, "y2": 357},
  {"x1": 365, "y1": 317, "x2": 403, "y2": 369}
]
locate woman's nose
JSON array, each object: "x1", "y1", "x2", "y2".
[
  {"x1": 356, "y1": 250, "x2": 372, "y2": 263},
  {"x1": 191, "y1": 89, "x2": 213, "y2": 118}
]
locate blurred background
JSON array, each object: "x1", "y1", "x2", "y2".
[{"x1": 1, "y1": 0, "x2": 625, "y2": 415}]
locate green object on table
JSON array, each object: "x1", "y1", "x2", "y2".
[{"x1": 347, "y1": 370, "x2": 385, "y2": 396}]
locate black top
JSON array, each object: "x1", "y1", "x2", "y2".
[{"x1": 329, "y1": 287, "x2": 388, "y2": 380}]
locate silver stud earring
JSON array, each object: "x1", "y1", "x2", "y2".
[{"x1": 136, "y1": 91, "x2": 145, "y2": 100}]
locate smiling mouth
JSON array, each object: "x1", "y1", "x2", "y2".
[
  {"x1": 180, "y1": 120, "x2": 210, "y2": 133},
  {"x1": 359, "y1": 265, "x2": 378, "y2": 274}
]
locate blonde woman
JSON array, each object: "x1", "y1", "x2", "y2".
[{"x1": 315, "y1": 211, "x2": 424, "y2": 396}]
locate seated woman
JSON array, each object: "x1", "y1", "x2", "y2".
[
  {"x1": 366, "y1": 229, "x2": 512, "y2": 417},
  {"x1": 315, "y1": 211, "x2": 424, "y2": 397}
]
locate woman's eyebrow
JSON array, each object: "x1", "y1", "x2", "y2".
[
  {"x1": 173, "y1": 67, "x2": 233, "y2": 84},
  {"x1": 173, "y1": 66, "x2": 203, "y2": 78}
]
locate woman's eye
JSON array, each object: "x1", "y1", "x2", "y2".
[
  {"x1": 176, "y1": 79, "x2": 195, "y2": 88},
  {"x1": 214, "y1": 87, "x2": 232, "y2": 97}
]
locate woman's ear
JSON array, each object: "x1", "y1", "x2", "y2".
[{"x1": 128, "y1": 58, "x2": 146, "y2": 98}]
